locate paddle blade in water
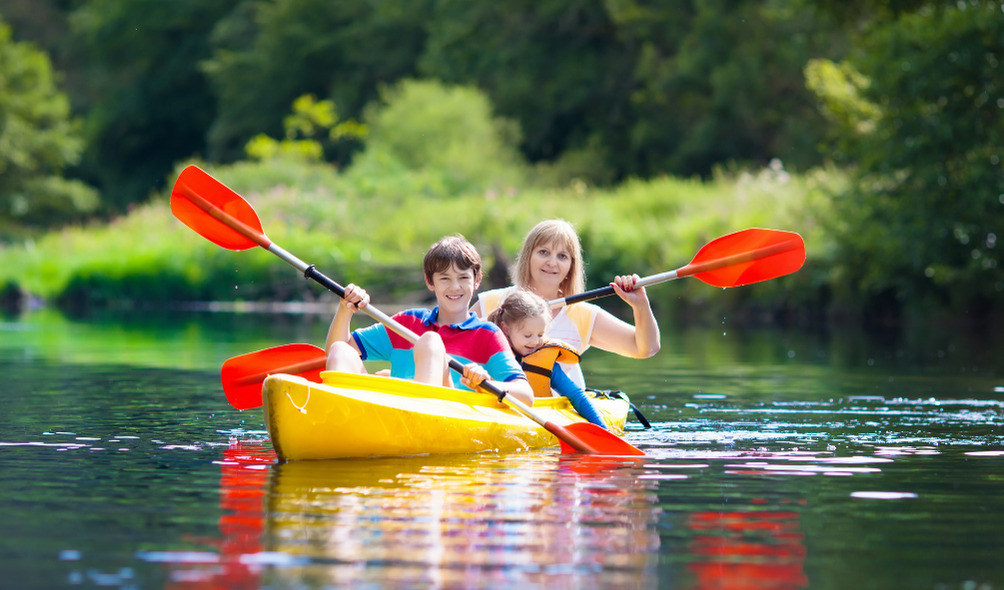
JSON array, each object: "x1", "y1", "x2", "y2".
[
  {"x1": 221, "y1": 343, "x2": 326, "y2": 410},
  {"x1": 171, "y1": 165, "x2": 267, "y2": 251},
  {"x1": 555, "y1": 422, "x2": 646, "y2": 456},
  {"x1": 684, "y1": 228, "x2": 805, "y2": 288}
]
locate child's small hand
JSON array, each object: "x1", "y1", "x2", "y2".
[
  {"x1": 341, "y1": 283, "x2": 370, "y2": 312},
  {"x1": 610, "y1": 274, "x2": 648, "y2": 306},
  {"x1": 460, "y1": 362, "x2": 490, "y2": 391}
]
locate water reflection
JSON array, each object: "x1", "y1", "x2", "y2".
[
  {"x1": 263, "y1": 452, "x2": 660, "y2": 588},
  {"x1": 4, "y1": 310, "x2": 1003, "y2": 589},
  {"x1": 687, "y1": 509, "x2": 807, "y2": 590},
  {"x1": 161, "y1": 445, "x2": 662, "y2": 589}
]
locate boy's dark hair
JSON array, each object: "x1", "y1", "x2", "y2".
[{"x1": 424, "y1": 234, "x2": 482, "y2": 282}]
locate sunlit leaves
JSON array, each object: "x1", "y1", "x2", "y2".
[{"x1": 0, "y1": 19, "x2": 96, "y2": 233}]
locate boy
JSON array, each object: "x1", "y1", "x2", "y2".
[{"x1": 325, "y1": 235, "x2": 535, "y2": 406}]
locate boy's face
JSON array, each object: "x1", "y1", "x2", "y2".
[{"x1": 426, "y1": 263, "x2": 481, "y2": 315}]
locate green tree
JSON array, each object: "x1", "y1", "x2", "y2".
[
  {"x1": 244, "y1": 94, "x2": 367, "y2": 162},
  {"x1": 811, "y1": 1, "x2": 1004, "y2": 315},
  {"x1": 205, "y1": 0, "x2": 433, "y2": 163},
  {"x1": 69, "y1": 0, "x2": 238, "y2": 211},
  {"x1": 0, "y1": 19, "x2": 96, "y2": 234},
  {"x1": 348, "y1": 79, "x2": 527, "y2": 195},
  {"x1": 420, "y1": 0, "x2": 842, "y2": 179}
]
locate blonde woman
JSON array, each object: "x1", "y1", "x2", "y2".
[{"x1": 473, "y1": 219, "x2": 660, "y2": 388}]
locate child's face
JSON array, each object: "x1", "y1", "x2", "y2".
[
  {"x1": 504, "y1": 314, "x2": 548, "y2": 357},
  {"x1": 529, "y1": 240, "x2": 572, "y2": 291},
  {"x1": 426, "y1": 263, "x2": 480, "y2": 315}
]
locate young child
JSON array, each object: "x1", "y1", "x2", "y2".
[
  {"x1": 487, "y1": 288, "x2": 607, "y2": 428},
  {"x1": 325, "y1": 235, "x2": 535, "y2": 407}
]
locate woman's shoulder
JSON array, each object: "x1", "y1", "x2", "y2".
[
  {"x1": 473, "y1": 286, "x2": 515, "y2": 314},
  {"x1": 560, "y1": 301, "x2": 600, "y2": 321}
]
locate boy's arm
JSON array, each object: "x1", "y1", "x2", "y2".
[
  {"x1": 324, "y1": 284, "x2": 368, "y2": 354},
  {"x1": 496, "y1": 377, "x2": 534, "y2": 407},
  {"x1": 462, "y1": 363, "x2": 534, "y2": 407}
]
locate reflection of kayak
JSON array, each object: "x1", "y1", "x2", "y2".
[
  {"x1": 262, "y1": 453, "x2": 661, "y2": 587},
  {"x1": 262, "y1": 371, "x2": 631, "y2": 460}
]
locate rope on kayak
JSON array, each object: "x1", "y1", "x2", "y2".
[{"x1": 286, "y1": 386, "x2": 310, "y2": 414}]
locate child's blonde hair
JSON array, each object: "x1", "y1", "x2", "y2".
[
  {"x1": 487, "y1": 288, "x2": 549, "y2": 329},
  {"x1": 511, "y1": 219, "x2": 585, "y2": 296}
]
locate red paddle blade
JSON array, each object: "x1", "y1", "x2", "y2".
[
  {"x1": 171, "y1": 165, "x2": 267, "y2": 251},
  {"x1": 683, "y1": 228, "x2": 805, "y2": 288},
  {"x1": 221, "y1": 343, "x2": 326, "y2": 410},
  {"x1": 553, "y1": 422, "x2": 646, "y2": 456}
]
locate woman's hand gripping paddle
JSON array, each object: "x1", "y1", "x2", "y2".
[
  {"x1": 549, "y1": 228, "x2": 806, "y2": 307},
  {"x1": 172, "y1": 165, "x2": 644, "y2": 456}
]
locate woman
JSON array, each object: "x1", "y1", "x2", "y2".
[{"x1": 472, "y1": 219, "x2": 660, "y2": 388}]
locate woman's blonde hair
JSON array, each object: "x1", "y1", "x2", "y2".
[
  {"x1": 511, "y1": 219, "x2": 585, "y2": 296},
  {"x1": 487, "y1": 288, "x2": 549, "y2": 329}
]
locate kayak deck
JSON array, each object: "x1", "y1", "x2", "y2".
[{"x1": 262, "y1": 371, "x2": 630, "y2": 461}]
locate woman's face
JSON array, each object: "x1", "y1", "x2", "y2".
[
  {"x1": 528, "y1": 240, "x2": 572, "y2": 293},
  {"x1": 504, "y1": 314, "x2": 548, "y2": 357}
]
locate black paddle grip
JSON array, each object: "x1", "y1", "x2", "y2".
[{"x1": 302, "y1": 265, "x2": 347, "y2": 299}]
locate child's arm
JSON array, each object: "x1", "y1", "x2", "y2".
[
  {"x1": 552, "y1": 365, "x2": 607, "y2": 429},
  {"x1": 461, "y1": 363, "x2": 535, "y2": 407},
  {"x1": 324, "y1": 284, "x2": 369, "y2": 353}
]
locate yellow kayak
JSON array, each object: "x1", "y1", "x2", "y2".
[{"x1": 261, "y1": 371, "x2": 631, "y2": 461}]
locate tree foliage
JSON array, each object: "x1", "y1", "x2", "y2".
[
  {"x1": 0, "y1": 18, "x2": 96, "y2": 234},
  {"x1": 810, "y1": 1, "x2": 1004, "y2": 315},
  {"x1": 204, "y1": 0, "x2": 433, "y2": 164},
  {"x1": 4, "y1": 0, "x2": 1003, "y2": 317},
  {"x1": 244, "y1": 94, "x2": 367, "y2": 163},
  {"x1": 68, "y1": 0, "x2": 237, "y2": 211},
  {"x1": 419, "y1": 0, "x2": 840, "y2": 179}
]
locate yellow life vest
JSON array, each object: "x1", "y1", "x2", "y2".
[{"x1": 521, "y1": 339, "x2": 581, "y2": 398}]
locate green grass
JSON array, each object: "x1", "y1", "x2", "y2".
[{"x1": 0, "y1": 156, "x2": 841, "y2": 316}]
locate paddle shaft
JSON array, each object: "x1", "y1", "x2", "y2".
[
  {"x1": 179, "y1": 180, "x2": 598, "y2": 452},
  {"x1": 548, "y1": 239, "x2": 801, "y2": 308}
]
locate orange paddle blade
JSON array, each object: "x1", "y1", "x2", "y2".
[
  {"x1": 171, "y1": 165, "x2": 269, "y2": 251},
  {"x1": 682, "y1": 228, "x2": 805, "y2": 288},
  {"x1": 553, "y1": 422, "x2": 646, "y2": 456},
  {"x1": 221, "y1": 344, "x2": 326, "y2": 410}
]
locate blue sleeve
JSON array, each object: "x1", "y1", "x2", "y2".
[
  {"x1": 352, "y1": 323, "x2": 391, "y2": 361},
  {"x1": 552, "y1": 365, "x2": 607, "y2": 429},
  {"x1": 484, "y1": 349, "x2": 528, "y2": 384}
]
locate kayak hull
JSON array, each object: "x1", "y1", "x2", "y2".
[{"x1": 262, "y1": 371, "x2": 630, "y2": 461}]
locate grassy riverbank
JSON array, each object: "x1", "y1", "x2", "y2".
[{"x1": 0, "y1": 157, "x2": 837, "y2": 321}]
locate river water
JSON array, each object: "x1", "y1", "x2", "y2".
[{"x1": 1, "y1": 309, "x2": 1002, "y2": 589}]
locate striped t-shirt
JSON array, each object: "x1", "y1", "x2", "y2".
[{"x1": 351, "y1": 307, "x2": 527, "y2": 390}]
